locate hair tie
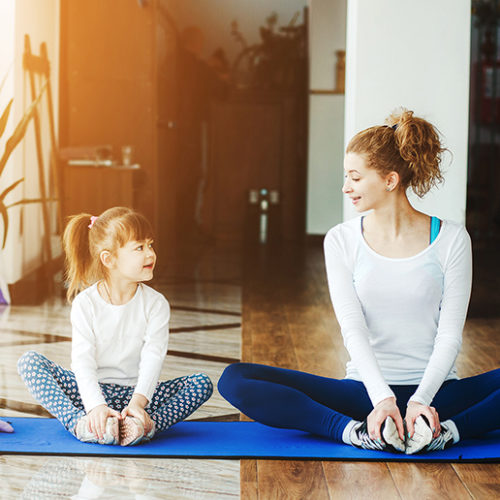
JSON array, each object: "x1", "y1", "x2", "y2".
[
  {"x1": 88, "y1": 216, "x2": 98, "y2": 229},
  {"x1": 391, "y1": 124, "x2": 398, "y2": 131}
]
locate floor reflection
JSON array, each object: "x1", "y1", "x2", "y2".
[{"x1": 3, "y1": 456, "x2": 239, "y2": 499}]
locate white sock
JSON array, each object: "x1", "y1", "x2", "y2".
[
  {"x1": 342, "y1": 419, "x2": 360, "y2": 445},
  {"x1": 442, "y1": 419, "x2": 460, "y2": 443}
]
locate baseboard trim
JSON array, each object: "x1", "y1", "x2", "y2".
[{"x1": 9, "y1": 255, "x2": 64, "y2": 304}]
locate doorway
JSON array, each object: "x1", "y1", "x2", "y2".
[{"x1": 467, "y1": 1, "x2": 500, "y2": 317}]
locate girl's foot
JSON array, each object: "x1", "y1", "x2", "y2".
[
  {"x1": 119, "y1": 416, "x2": 145, "y2": 446},
  {"x1": 350, "y1": 417, "x2": 404, "y2": 453},
  {"x1": 141, "y1": 420, "x2": 156, "y2": 443},
  {"x1": 75, "y1": 416, "x2": 120, "y2": 445}
]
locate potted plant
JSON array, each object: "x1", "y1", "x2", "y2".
[{"x1": 0, "y1": 77, "x2": 46, "y2": 304}]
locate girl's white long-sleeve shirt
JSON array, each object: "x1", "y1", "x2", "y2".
[
  {"x1": 324, "y1": 216, "x2": 472, "y2": 408},
  {"x1": 70, "y1": 283, "x2": 170, "y2": 413}
]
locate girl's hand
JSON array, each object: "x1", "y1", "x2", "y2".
[
  {"x1": 121, "y1": 393, "x2": 152, "y2": 430},
  {"x1": 367, "y1": 396, "x2": 405, "y2": 441},
  {"x1": 87, "y1": 404, "x2": 121, "y2": 440},
  {"x1": 405, "y1": 401, "x2": 441, "y2": 439},
  {"x1": 121, "y1": 404, "x2": 152, "y2": 430}
]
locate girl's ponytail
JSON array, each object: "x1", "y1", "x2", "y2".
[
  {"x1": 62, "y1": 213, "x2": 97, "y2": 302},
  {"x1": 387, "y1": 109, "x2": 446, "y2": 197}
]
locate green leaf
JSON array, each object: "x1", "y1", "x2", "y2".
[
  {"x1": 0, "y1": 82, "x2": 46, "y2": 178},
  {"x1": 0, "y1": 99, "x2": 13, "y2": 139}
]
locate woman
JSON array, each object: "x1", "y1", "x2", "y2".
[{"x1": 218, "y1": 109, "x2": 500, "y2": 454}]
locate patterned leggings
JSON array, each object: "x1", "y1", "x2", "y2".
[{"x1": 17, "y1": 351, "x2": 213, "y2": 437}]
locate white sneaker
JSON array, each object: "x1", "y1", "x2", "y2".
[
  {"x1": 382, "y1": 417, "x2": 405, "y2": 453},
  {"x1": 423, "y1": 422, "x2": 455, "y2": 452},
  {"x1": 350, "y1": 417, "x2": 404, "y2": 453},
  {"x1": 405, "y1": 416, "x2": 433, "y2": 454},
  {"x1": 75, "y1": 416, "x2": 119, "y2": 445}
]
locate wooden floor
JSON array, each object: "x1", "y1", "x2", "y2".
[{"x1": 240, "y1": 242, "x2": 500, "y2": 500}]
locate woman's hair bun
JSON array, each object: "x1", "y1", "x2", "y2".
[{"x1": 387, "y1": 108, "x2": 447, "y2": 197}]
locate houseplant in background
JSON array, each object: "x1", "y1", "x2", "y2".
[
  {"x1": 230, "y1": 11, "x2": 307, "y2": 90},
  {"x1": 0, "y1": 77, "x2": 47, "y2": 304}
]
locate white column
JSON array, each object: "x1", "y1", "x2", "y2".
[
  {"x1": 344, "y1": 0, "x2": 471, "y2": 223},
  {"x1": 307, "y1": 0, "x2": 347, "y2": 234},
  {"x1": 0, "y1": 0, "x2": 16, "y2": 301}
]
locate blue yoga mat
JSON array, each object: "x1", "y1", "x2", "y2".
[{"x1": 1, "y1": 418, "x2": 499, "y2": 461}]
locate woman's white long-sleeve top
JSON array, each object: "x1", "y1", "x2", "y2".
[
  {"x1": 324, "y1": 216, "x2": 472, "y2": 408},
  {"x1": 71, "y1": 283, "x2": 170, "y2": 413}
]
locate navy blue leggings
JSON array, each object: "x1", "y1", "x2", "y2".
[{"x1": 218, "y1": 363, "x2": 500, "y2": 442}]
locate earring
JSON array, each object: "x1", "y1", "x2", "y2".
[{"x1": 386, "y1": 187, "x2": 391, "y2": 192}]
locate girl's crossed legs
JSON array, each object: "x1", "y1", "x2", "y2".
[
  {"x1": 17, "y1": 351, "x2": 213, "y2": 437},
  {"x1": 218, "y1": 362, "x2": 500, "y2": 443}
]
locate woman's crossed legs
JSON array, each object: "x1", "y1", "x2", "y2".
[{"x1": 218, "y1": 362, "x2": 500, "y2": 443}]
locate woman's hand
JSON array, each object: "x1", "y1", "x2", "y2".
[
  {"x1": 367, "y1": 396, "x2": 405, "y2": 441},
  {"x1": 405, "y1": 401, "x2": 440, "y2": 439},
  {"x1": 87, "y1": 404, "x2": 121, "y2": 440},
  {"x1": 121, "y1": 393, "x2": 153, "y2": 430}
]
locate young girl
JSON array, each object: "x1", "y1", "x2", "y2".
[
  {"x1": 218, "y1": 109, "x2": 500, "y2": 454},
  {"x1": 18, "y1": 207, "x2": 213, "y2": 446}
]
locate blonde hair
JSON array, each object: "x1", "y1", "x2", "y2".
[
  {"x1": 62, "y1": 206, "x2": 154, "y2": 302},
  {"x1": 346, "y1": 108, "x2": 447, "y2": 197}
]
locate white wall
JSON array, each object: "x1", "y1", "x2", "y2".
[
  {"x1": 344, "y1": 0, "x2": 471, "y2": 223},
  {"x1": 306, "y1": 0, "x2": 347, "y2": 234},
  {"x1": 0, "y1": 1, "x2": 16, "y2": 299},
  {"x1": 0, "y1": 0, "x2": 16, "y2": 204},
  {"x1": 1, "y1": 0, "x2": 60, "y2": 284}
]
